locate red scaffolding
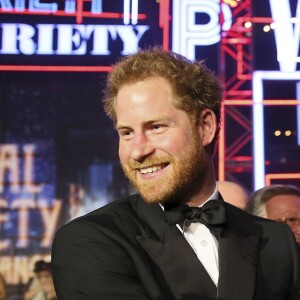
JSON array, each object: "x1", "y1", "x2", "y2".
[{"x1": 219, "y1": 0, "x2": 253, "y2": 187}]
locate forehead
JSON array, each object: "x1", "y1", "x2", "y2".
[
  {"x1": 116, "y1": 77, "x2": 173, "y2": 102},
  {"x1": 266, "y1": 194, "x2": 300, "y2": 212},
  {"x1": 37, "y1": 270, "x2": 51, "y2": 277},
  {"x1": 115, "y1": 77, "x2": 181, "y2": 122}
]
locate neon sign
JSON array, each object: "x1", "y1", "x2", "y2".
[
  {"x1": 0, "y1": 23, "x2": 149, "y2": 55},
  {"x1": 252, "y1": 0, "x2": 300, "y2": 189},
  {"x1": 0, "y1": 0, "x2": 165, "y2": 71},
  {"x1": 269, "y1": 0, "x2": 300, "y2": 72},
  {"x1": 1, "y1": 0, "x2": 107, "y2": 14},
  {"x1": 1, "y1": 254, "x2": 52, "y2": 285},
  {"x1": 0, "y1": 0, "x2": 236, "y2": 69},
  {"x1": 0, "y1": 144, "x2": 62, "y2": 249},
  {"x1": 172, "y1": 0, "x2": 232, "y2": 59},
  {"x1": 0, "y1": 143, "x2": 62, "y2": 284},
  {"x1": 252, "y1": 71, "x2": 300, "y2": 190}
]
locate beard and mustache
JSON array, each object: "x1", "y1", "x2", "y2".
[{"x1": 120, "y1": 128, "x2": 209, "y2": 205}]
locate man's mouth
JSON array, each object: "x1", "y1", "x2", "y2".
[{"x1": 139, "y1": 164, "x2": 168, "y2": 174}]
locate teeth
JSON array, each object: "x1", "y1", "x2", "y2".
[{"x1": 140, "y1": 165, "x2": 162, "y2": 174}]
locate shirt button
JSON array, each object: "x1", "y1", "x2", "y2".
[{"x1": 201, "y1": 240, "x2": 208, "y2": 247}]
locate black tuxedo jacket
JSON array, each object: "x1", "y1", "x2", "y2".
[{"x1": 52, "y1": 194, "x2": 300, "y2": 300}]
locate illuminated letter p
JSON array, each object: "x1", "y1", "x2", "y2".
[{"x1": 172, "y1": 0, "x2": 231, "y2": 59}]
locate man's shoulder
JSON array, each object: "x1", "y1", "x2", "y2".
[
  {"x1": 225, "y1": 202, "x2": 294, "y2": 238},
  {"x1": 55, "y1": 194, "x2": 143, "y2": 238},
  {"x1": 225, "y1": 201, "x2": 269, "y2": 222},
  {"x1": 85, "y1": 193, "x2": 140, "y2": 217}
]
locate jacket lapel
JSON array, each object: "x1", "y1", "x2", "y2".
[
  {"x1": 217, "y1": 204, "x2": 261, "y2": 300},
  {"x1": 135, "y1": 196, "x2": 217, "y2": 300},
  {"x1": 133, "y1": 195, "x2": 262, "y2": 300}
]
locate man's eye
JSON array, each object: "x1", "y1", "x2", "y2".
[
  {"x1": 152, "y1": 124, "x2": 167, "y2": 132},
  {"x1": 119, "y1": 130, "x2": 132, "y2": 139}
]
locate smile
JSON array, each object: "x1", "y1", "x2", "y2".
[{"x1": 139, "y1": 164, "x2": 167, "y2": 174}]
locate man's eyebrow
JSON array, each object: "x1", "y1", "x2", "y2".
[
  {"x1": 115, "y1": 123, "x2": 130, "y2": 130},
  {"x1": 116, "y1": 116, "x2": 171, "y2": 129}
]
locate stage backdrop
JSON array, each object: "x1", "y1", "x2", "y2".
[
  {"x1": 0, "y1": 0, "x2": 300, "y2": 298},
  {"x1": 0, "y1": 0, "x2": 223, "y2": 297}
]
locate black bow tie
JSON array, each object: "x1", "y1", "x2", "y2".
[{"x1": 164, "y1": 200, "x2": 227, "y2": 236}]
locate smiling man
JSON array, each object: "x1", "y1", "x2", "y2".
[
  {"x1": 116, "y1": 76, "x2": 212, "y2": 206},
  {"x1": 52, "y1": 48, "x2": 300, "y2": 300}
]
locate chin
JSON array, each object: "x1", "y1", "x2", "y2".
[
  {"x1": 139, "y1": 192, "x2": 166, "y2": 204},
  {"x1": 140, "y1": 191, "x2": 186, "y2": 206}
]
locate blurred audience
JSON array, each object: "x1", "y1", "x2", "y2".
[
  {"x1": 247, "y1": 184, "x2": 300, "y2": 244},
  {"x1": 24, "y1": 260, "x2": 57, "y2": 300},
  {"x1": 218, "y1": 180, "x2": 250, "y2": 210},
  {"x1": 0, "y1": 272, "x2": 6, "y2": 300}
]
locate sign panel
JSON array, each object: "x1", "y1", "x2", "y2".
[{"x1": 0, "y1": 0, "x2": 167, "y2": 71}]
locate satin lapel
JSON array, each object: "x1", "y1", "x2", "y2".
[
  {"x1": 217, "y1": 204, "x2": 261, "y2": 300},
  {"x1": 135, "y1": 196, "x2": 217, "y2": 300},
  {"x1": 134, "y1": 194, "x2": 168, "y2": 242},
  {"x1": 137, "y1": 226, "x2": 217, "y2": 300}
]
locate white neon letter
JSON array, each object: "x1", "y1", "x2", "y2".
[
  {"x1": 29, "y1": 0, "x2": 57, "y2": 13},
  {"x1": 65, "y1": 0, "x2": 76, "y2": 13},
  {"x1": 91, "y1": 0, "x2": 102, "y2": 14},
  {"x1": 0, "y1": 23, "x2": 36, "y2": 54},
  {"x1": 269, "y1": 0, "x2": 300, "y2": 72},
  {"x1": 123, "y1": 0, "x2": 139, "y2": 25},
  {"x1": 56, "y1": 24, "x2": 94, "y2": 55},
  {"x1": 91, "y1": 25, "x2": 110, "y2": 55},
  {"x1": 0, "y1": 144, "x2": 20, "y2": 192},
  {"x1": 0, "y1": 0, "x2": 13, "y2": 11},
  {"x1": 36, "y1": 24, "x2": 55, "y2": 54},
  {"x1": 172, "y1": 0, "x2": 232, "y2": 59},
  {"x1": 39, "y1": 200, "x2": 62, "y2": 247},
  {"x1": 15, "y1": 0, "x2": 25, "y2": 11},
  {"x1": 111, "y1": 25, "x2": 149, "y2": 54},
  {"x1": 11, "y1": 199, "x2": 36, "y2": 248}
]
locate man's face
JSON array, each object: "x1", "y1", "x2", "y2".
[
  {"x1": 116, "y1": 77, "x2": 208, "y2": 204},
  {"x1": 266, "y1": 194, "x2": 300, "y2": 243},
  {"x1": 37, "y1": 270, "x2": 53, "y2": 292}
]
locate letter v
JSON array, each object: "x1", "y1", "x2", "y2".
[{"x1": 270, "y1": 0, "x2": 300, "y2": 72}]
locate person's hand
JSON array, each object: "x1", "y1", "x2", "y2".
[{"x1": 24, "y1": 277, "x2": 41, "y2": 300}]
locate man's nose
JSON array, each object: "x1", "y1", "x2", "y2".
[{"x1": 130, "y1": 133, "x2": 155, "y2": 161}]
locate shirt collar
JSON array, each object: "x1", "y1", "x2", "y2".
[{"x1": 200, "y1": 183, "x2": 219, "y2": 207}]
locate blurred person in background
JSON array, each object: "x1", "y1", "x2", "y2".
[
  {"x1": 247, "y1": 184, "x2": 300, "y2": 244},
  {"x1": 24, "y1": 260, "x2": 57, "y2": 300},
  {"x1": 218, "y1": 180, "x2": 250, "y2": 210}
]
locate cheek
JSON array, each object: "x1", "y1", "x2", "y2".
[
  {"x1": 161, "y1": 142, "x2": 181, "y2": 156},
  {"x1": 161, "y1": 132, "x2": 196, "y2": 155},
  {"x1": 119, "y1": 141, "x2": 130, "y2": 163}
]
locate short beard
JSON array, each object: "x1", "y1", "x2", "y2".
[{"x1": 121, "y1": 128, "x2": 208, "y2": 205}]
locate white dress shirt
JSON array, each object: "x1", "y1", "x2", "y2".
[{"x1": 176, "y1": 185, "x2": 219, "y2": 286}]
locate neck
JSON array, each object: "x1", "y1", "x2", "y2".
[
  {"x1": 185, "y1": 182, "x2": 217, "y2": 207},
  {"x1": 186, "y1": 167, "x2": 217, "y2": 207}
]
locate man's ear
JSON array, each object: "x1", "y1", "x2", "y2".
[{"x1": 197, "y1": 109, "x2": 217, "y2": 146}]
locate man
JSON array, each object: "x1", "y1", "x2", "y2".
[
  {"x1": 52, "y1": 48, "x2": 300, "y2": 300},
  {"x1": 25, "y1": 260, "x2": 57, "y2": 300},
  {"x1": 248, "y1": 184, "x2": 300, "y2": 244},
  {"x1": 218, "y1": 180, "x2": 249, "y2": 210}
]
